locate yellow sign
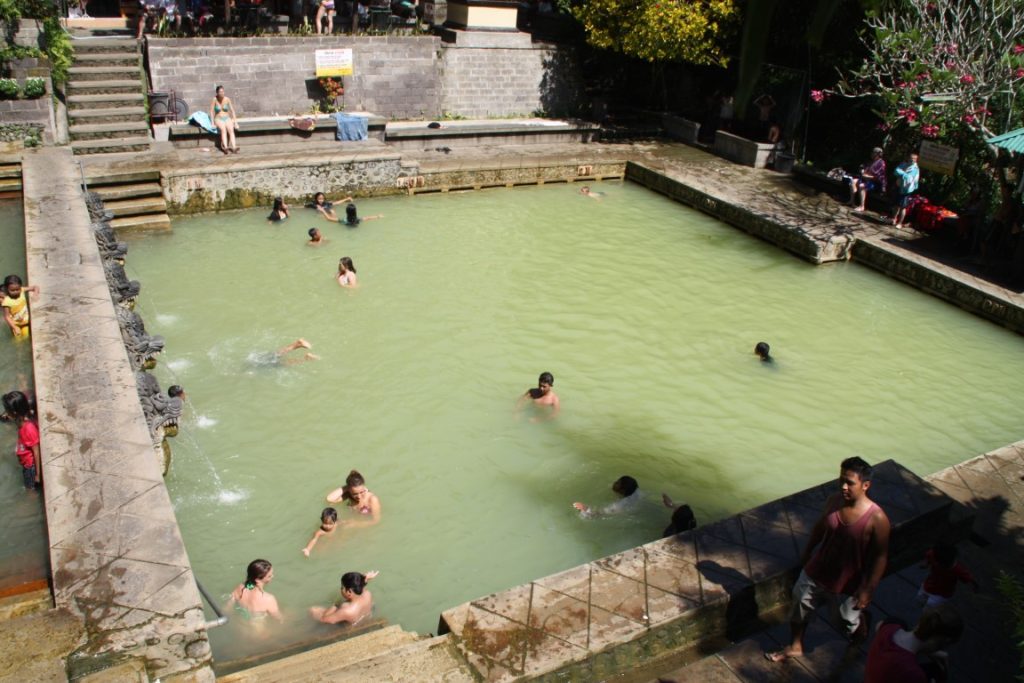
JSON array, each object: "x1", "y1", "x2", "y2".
[
  {"x1": 315, "y1": 49, "x2": 353, "y2": 77},
  {"x1": 918, "y1": 140, "x2": 959, "y2": 176}
]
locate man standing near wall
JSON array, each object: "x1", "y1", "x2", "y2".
[{"x1": 766, "y1": 456, "x2": 891, "y2": 662}]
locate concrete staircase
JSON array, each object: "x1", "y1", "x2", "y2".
[
  {"x1": 218, "y1": 626, "x2": 474, "y2": 683},
  {"x1": 86, "y1": 170, "x2": 170, "y2": 232},
  {"x1": 0, "y1": 163, "x2": 21, "y2": 197},
  {"x1": 67, "y1": 38, "x2": 151, "y2": 156}
]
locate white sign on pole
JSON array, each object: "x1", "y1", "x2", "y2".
[
  {"x1": 315, "y1": 49, "x2": 354, "y2": 77},
  {"x1": 918, "y1": 140, "x2": 959, "y2": 176}
]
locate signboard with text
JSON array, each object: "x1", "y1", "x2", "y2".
[
  {"x1": 315, "y1": 48, "x2": 353, "y2": 77},
  {"x1": 918, "y1": 140, "x2": 959, "y2": 176}
]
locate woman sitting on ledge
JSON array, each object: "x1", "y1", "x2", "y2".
[{"x1": 210, "y1": 85, "x2": 239, "y2": 155}]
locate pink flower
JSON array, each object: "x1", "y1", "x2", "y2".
[
  {"x1": 916, "y1": 72, "x2": 930, "y2": 82},
  {"x1": 810, "y1": 89, "x2": 826, "y2": 103},
  {"x1": 944, "y1": 60, "x2": 956, "y2": 69},
  {"x1": 1013, "y1": 44, "x2": 1024, "y2": 55},
  {"x1": 898, "y1": 108, "x2": 918, "y2": 122},
  {"x1": 960, "y1": 74, "x2": 974, "y2": 84},
  {"x1": 1015, "y1": 67, "x2": 1024, "y2": 79},
  {"x1": 921, "y1": 124, "x2": 940, "y2": 139},
  {"x1": 876, "y1": 122, "x2": 891, "y2": 132},
  {"x1": 962, "y1": 114, "x2": 976, "y2": 124}
]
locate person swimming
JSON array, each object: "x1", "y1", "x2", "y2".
[
  {"x1": 227, "y1": 559, "x2": 282, "y2": 622},
  {"x1": 516, "y1": 371, "x2": 560, "y2": 421},
  {"x1": 248, "y1": 338, "x2": 320, "y2": 367},
  {"x1": 754, "y1": 341, "x2": 772, "y2": 362},
  {"x1": 336, "y1": 197, "x2": 382, "y2": 227},
  {"x1": 337, "y1": 257, "x2": 358, "y2": 288},
  {"x1": 325, "y1": 470, "x2": 381, "y2": 526},
  {"x1": 579, "y1": 186, "x2": 603, "y2": 200},
  {"x1": 661, "y1": 493, "x2": 697, "y2": 537},
  {"x1": 309, "y1": 570, "x2": 379, "y2": 625},
  {"x1": 307, "y1": 227, "x2": 325, "y2": 246},
  {"x1": 267, "y1": 197, "x2": 289, "y2": 222},
  {"x1": 302, "y1": 507, "x2": 339, "y2": 556},
  {"x1": 573, "y1": 476, "x2": 641, "y2": 518},
  {"x1": 308, "y1": 192, "x2": 339, "y2": 222}
]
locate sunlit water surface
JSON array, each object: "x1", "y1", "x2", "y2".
[{"x1": 125, "y1": 183, "x2": 1024, "y2": 659}]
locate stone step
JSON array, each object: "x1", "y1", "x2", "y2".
[
  {"x1": 67, "y1": 93, "x2": 145, "y2": 110},
  {"x1": 71, "y1": 135, "x2": 151, "y2": 155},
  {"x1": 69, "y1": 121, "x2": 150, "y2": 141},
  {"x1": 110, "y1": 213, "x2": 171, "y2": 232},
  {"x1": 90, "y1": 182, "x2": 163, "y2": 201},
  {"x1": 319, "y1": 635, "x2": 474, "y2": 682},
  {"x1": 66, "y1": 79, "x2": 143, "y2": 96},
  {"x1": 68, "y1": 65, "x2": 141, "y2": 82},
  {"x1": 84, "y1": 170, "x2": 161, "y2": 185},
  {"x1": 218, "y1": 625, "x2": 422, "y2": 683},
  {"x1": 102, "y1": 195, "x2": 167, "y2": 217},
  {"x1": 72, "y1": 52, "x2": 140, "y2": 67},
  {"x1": 0, "y1": 164, "x2": 20, "y2": 179},
  {"x1": 0, "y1": 178, "x2": 23, "y2": 192},
  {"x1": 68, "y1": 106, "x2": 148, "y2": 124},
  {"x1": 69, "y1": 38, "x2": 140, "y2": 54}
]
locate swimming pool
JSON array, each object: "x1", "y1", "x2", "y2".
[
  {"x1": 0, "y1": 197, "x2": 46, "y2": 593},
  {"x1": 125, "y1": 181, "x2": 1024, "y2": 660}
]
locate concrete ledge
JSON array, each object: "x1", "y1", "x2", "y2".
[
  {"x1": 168, "y1": 113, "x2": 387, "y2": 147},
  {"x1": 626, "y1": 161, "x2": 854, "y2": 264},
  {"x1": 712, "y1": 130, "x2": 776, "y2": 169},
  {"x1": 661, "y1": 114, "x2": 700, "y2": 144},
  {"x1": 385, "y1": 118, "x2": 597, "y2": 149},
  {"x1": 438, "y1": 460, "x2": 966, "y2": 682},
  {"x1": 852, "y1": 237, "x2": 1024, "y2": 335}
]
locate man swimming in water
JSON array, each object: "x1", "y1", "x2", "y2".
[
  {"x1": 579, "y1": 186, "x2": 603, "y2": 200},
  {"x1": 516, "y1": 371, "x2": 560, "y2": 421},
  {"x1": 307, "y1": 227, "x2": 326, "y2": 246},
  {"x1": 249, "y1": 338, "x2": 320, "y2": 367},
  {"x1": 755, "y1": 341, "x2": 773, "y2": 363}
]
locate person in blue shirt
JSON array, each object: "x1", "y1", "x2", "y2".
[{"x1": 893, "y1": 152, "x2": 920, "y2": 228}]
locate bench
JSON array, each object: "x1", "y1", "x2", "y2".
[
  {"x1": 163, "y1": 112, "x2": 387, "y2": 148},
  {"x1": 383, "y1": 118, "x2": 599, "y2": 150},
  {"x1": 792, "y1": 164, "x2": 895, "y2": 214},
  {"x1": 711, "y1": 129, "x2": 779, "y2": 169}
]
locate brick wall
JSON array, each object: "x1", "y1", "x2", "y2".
[
  {"x1": 147, "y1": 33, "x2": 583, "y2": 121},
  {"x1": 147, "y1": 36, "x2": 443, "y2": 119}
]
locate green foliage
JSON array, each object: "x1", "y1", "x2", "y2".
[
  {"x1": 0, "y1": 123, "x2": 42, "y2": 146},
  {"x1": 22, "y1": 76, "x2": 43, "y2": 98},
  {"x1": 0, "y1": 76, "x2": 17, "y2": 98},
  {"x1": 41, "y1": 17, "x2": 72, "y2": 85},
  {"x1": 572, "y1": 0, "x2": 738, "y2": 65},
  {"x1": 995, "y1": 571, "x2": 1024, "y2": 681},
  {"x1": 18, "y1": 0, "x2": 58, "y2": 19}
]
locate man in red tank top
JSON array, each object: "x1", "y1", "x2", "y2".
[{"x1": 766, "y1": 456, "x2": 891, "y2": 663}]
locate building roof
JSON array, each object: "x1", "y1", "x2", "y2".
[{"x1": 987, "y1": 128, "x2": 1024, "y2": 154}]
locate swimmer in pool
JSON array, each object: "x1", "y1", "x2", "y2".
[
  {"x1": 336, "y1": 197, "x2": 382, "y2": 227},
  {"x1": 307, "y1": 227, "x2": 326, "y2": 246},
  {"x1": 308, "y1": 192, "x2": 339, "y2": 222},
  {"x1": 302, "y1": 507, "x2": 339, "y2": 557},
  {"x1": 755, "y1": 341, "x2": 772, "y2": 363},
  {"x1": 579, "y1": 186, "x2": 603, "y2": 200},
  {"x1": 226, "y1": 559, "x2": 282, "y2": 623},
  {"x1": 573, "y1": 476, "x2": 641, "y2": 518},
  {"x1": 248, "y1": 338, "x2": 320, "y2": 367},
  {"x1": 267, "y1": 197, "x2": 289, "y2": 223},
  {"x1": 337, "y1": 257, "x2": 358, "y2": 288},
  {"x1": 325, "y1": 470, "x2": 382, "y2": 526},
  {"x1": 309, "y1": 570, "x2": 379, "y2": 625},
  {"x1": 516, "y1": 371, "x2": 560, "y2": 421}
]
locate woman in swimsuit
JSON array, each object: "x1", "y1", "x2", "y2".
[
  {"x1": 226, "y1": 559, "x2": 282, "y2": 623},
  {"x1": 267, "y1": 197, "x2": 289, "y2": 223},
  {"x1": 308, "y1": 192, "x2": 339, "y2": 222},
  {"x1": 210, "y1": 85, "x2": 239, "y2": 155},
  {"x1": 326, "y1": 470, "x2": 380, "y2": 525},
  {"x1": 336, "y1": 257, "x2": 358, "y2": 288},
  {"x1": 309, "y1": 570, "x2": 379, "y2": 625},
  {"x1": 315, "y1": 0, "x2": 335, "y2": 34}
]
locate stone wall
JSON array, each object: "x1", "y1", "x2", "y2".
[
  {"x1": 146, "y1": 32, "x2": 583, "y2": 120},
  {"x1": 163, "y1": 152, "x2": 404, "y2": 213},
  {"x1": 147, "y1": 36, "x2": 443, "y2": 120}
]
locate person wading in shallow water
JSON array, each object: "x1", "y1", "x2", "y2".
[
  {"x1": 766, "y1": 456, "x2": 890, "y2": 663},
  {"x1": 309, "y1": 570, "x2": 379, "y2": 625},
  {"x1": 516, "y1": 371, "x2": 560, "y2": 421}
]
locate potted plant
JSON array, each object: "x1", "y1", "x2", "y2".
[
  {"x1": 318, "y1": 77, "x2": 344, "y2": 112},
  {"x1": 0, "y1": 78, "x2": 19, "y2": 99},
  {"x1": 22, "y1": 77, "x2": 45, "y2": 99}
]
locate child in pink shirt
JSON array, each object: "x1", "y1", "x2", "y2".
[{"x1": 3, "y1": 391, "x2": 40, "y2": 490}]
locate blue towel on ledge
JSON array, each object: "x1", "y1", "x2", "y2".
[
  {"x1": 188, "y1": 111, "x2": 217, "y2": 134},
  {"x1": 335, "y1": 113, "x2": 368, "y2": 141}
]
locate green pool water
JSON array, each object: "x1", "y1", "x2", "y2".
[
  {"x1": 0, "y1": 198, "x2": 45, "y2": 591},
  {"x1": 125, "y1": 182, "x2": 1024, "y2": 659}
]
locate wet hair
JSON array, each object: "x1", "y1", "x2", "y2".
[
  {"x1": 321, "y1": 507, "x2": 338, "y2": 524},
  {"x1": 671, "y1": 504, "x2": 696, "y2": 532},
  {"x1": 612, "y1": 475, "x2": 638, "y2": 497},
  {"x1": 538, "y1": 372, "x2": 554, "y2": 386},
  {"x1": 341, "y1": 470, "x2": 366, "y2": 503},
  {"x1": 915, "y1": 603, "x2": 964, "y2": 642},
  {"x1": 308, "y1": 227, "x2": 319, "y2": 239},
  {"x1": 2, "y1": 390, "x2": 31, "y2": 420},
  {"x1": 167, "y1": 385, "x2": 184, "y2": 398},
  {"x1": 840, "y1": 456, "x2": 873, "y2": 482},
  {"x1": 345, "y1": 203, "x2": 358, "y2": 224},
  {"x1": 341, "y1": 572, "x2": 368, "y2": 595},
  {"x1": 244, "y1": 559, "x2": 272, "y2": 589},
  {"x1": 3, "y1": 274, "x2": 23, "y2": 290},
  {"x1": 754, "y1": 341, "x2": 771, "y2": 359},
  {"x1": 272, "y1": 197, "x2": 285, "y2": 211},
  {"x1": 339, "y1": 257, "x2": 356, "y2": 274},
  {"x1": 932, "y1": 541, "x2": 957, "y2": 568}
]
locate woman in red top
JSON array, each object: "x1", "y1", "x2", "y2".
[
  {"x1": 917, "y1": 542, "x2": 977, "y2": 608},
  {"x1": 3, "y1": 391, "x2": 39, "y2": 490}
]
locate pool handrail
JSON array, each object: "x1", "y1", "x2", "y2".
[{"x1": 195, "y1": 578, "x2": 229, "y2": 629}]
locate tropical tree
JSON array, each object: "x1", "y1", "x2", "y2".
[{"x1": 572, "y1": 0, "x2": 739, "y2": 66}]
